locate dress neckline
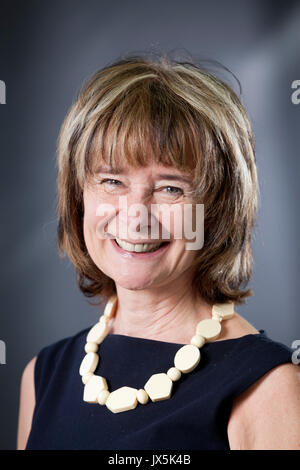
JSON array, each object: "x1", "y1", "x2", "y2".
[{"x1": 106, "y1": 329, "x2": 266, "y2": 347}]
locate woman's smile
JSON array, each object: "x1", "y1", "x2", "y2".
[{"x1": 110, "y1": 237, "x2": 171, "y2": 259}]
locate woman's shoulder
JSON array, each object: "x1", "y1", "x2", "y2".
[
  {"x1": 34, "y1": 326, "x2": 93, "y2": 375},
  {"x1": 21, "y1": 326, "x2": 91, "y2": 389},
  {"x1": 209, "y1": 313, "x2": 296, "y2": 400},
  {"x1": 228, "y1": 355, "x2": 300, "y2": 449},
  {"x1": 223, "y1": 315, "x2": 300, "y2": 448},
  {"x1": 224, "y1": 319, "x2": 294, "y2": 386},
  {"x1": 18, "y1": 326, "x2": 92, "y2": 449},
  {"x1": 30, "y1": 326, "x2": 91, "y2": 395},
  {"x1": 36, "y1": 326, "x2": 91, "y2": 360}
]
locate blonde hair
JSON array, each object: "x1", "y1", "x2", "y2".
[{"x1": 56, "y1": 52, "x2": 259, "y2": 306}]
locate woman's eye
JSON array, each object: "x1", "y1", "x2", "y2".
[
  {"x1": 164, "y1": 186, "x2": 184, "y2": 195},
  {"x1": 100, "y1": 178, "x2": 122, "y2": 186}
]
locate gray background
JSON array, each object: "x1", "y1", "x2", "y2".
[{"x1": 0, "y1": 0, "x2": 299, "y2": 450}]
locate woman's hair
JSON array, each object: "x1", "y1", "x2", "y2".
[{"x1": 56, "y1": 52, "x2": 259, "y2": 307}]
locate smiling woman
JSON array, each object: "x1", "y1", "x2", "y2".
[
  {"x1": 18, "y1": 52, "x2": 300, "y2": 450},
  {"x1": 56, "y1": 54, "x2": 258, "y2": 305}
]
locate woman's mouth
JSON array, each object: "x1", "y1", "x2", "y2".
[
  {"x1": 115, "y1": 237, "x2": 166, "y2": 252},
  {"x1": 110, "y1": 238, "x2": 170, "y2": 258}
]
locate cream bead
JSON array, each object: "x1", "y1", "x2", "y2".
[
  {"x1": 97, "y1": 389, "x2": 110, "y2": 405},
  {"x1": 82, "y1": 372, "x2": 94, "y2": 385},
  {"x1": 137, "y1": 389, "x2": 149, "y2": 404},
  {"x1": 190, "y1": 334, "x2": 205, "y2": 348},
  {"x1": 167, "y1": 367, "x2": 181, "y2": 381},
  {"x1": 105, "y1": 386, "x2": 138, "y2": 413},
  {"x1": 99, "y1": 315, "x2": 110, "y2": 324},
  {"x1": 79, "y1": 352, "x2": 99, "y2": 376},
  {"x1": 174, "y1": 344, "x2": 201, "y2": 373},
  {"x1": 103, "y1": 294, "x2": 118, "y2": 319},
  {"x1": 196, "y1": 319, "x2": 221, "y2": 341},
  {"x1": 86, "y1": 321, "x2": 109, "y2": 344},
  {"x1": 84, "y1": 342, "x2": 98, "y2": 353},
  {"x1": 83, "y1": 375, "x2": 108, "y2": 403},
  {"x1": 144, "y1": 373, "x2": 173, "y2": 402},
  {"x1": 212, "y1": 302, "x2": 235, "y2": 320}
]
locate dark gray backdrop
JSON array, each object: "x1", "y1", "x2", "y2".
[{"x1": 0, "y1": 0, "x2": 299, "y2": 450}]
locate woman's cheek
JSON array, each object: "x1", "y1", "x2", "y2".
[{"x1": 157, "y1": 203, "x2": 186, "y2": 241}]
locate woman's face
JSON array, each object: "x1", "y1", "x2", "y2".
[{"x1": 83, "y1": 161, "x2": 202, "y2": 291}]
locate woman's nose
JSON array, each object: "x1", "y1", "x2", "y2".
[
  {"x1": 128, "y1": 183, "x2": 153, "y2": 204},
  {"x1": 120, "y1": 183, "x2": 153, "y2": 212},
  {"x1": 116, "y1": 185, "x2": 155, "y2": 238}
]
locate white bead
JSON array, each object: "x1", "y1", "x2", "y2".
[
  {"x1": 174, "y1": 344, "x2": 201, "y2": 373},
  {"x1": 212, "y1": 302, "x2": 235, "y2": 320},
  {"x1": 167, "y1": 367, "x2": 181, "y2": 381},
  {"x1": 105, "y1": 386, "x2": 138, "y2": 413},
  {"x1": 103, "y1": 294, "x2": 118, "y2": 319},
  {"x1": 83, "y1": 375, "x2": 108, "y2": 403},
  {"x1": 137, "y1": 389, "x2": 149, "y2": 404},
  {"x1": 82, "y1": 372, "x2": 93, "y2": 385},
  {"x1": 79, "y1": 352, "x2": 99, "y2": 376},
  {"x1": 84, "y1": 342, "x2": 98, "y2": 353},
  {"x1": 196, "y1": 319, "x2": 222, "y2": 340},
  {"x1": 144, "y1": 373, "x2": 173, "y2": 402},
  {"x1": 98, "y1": 389, "x2": 110, "y2": 405},
  {"x1": 86, "y1": 321, "x2": 109, "y2": 344},
  {"x1": 190, "y1": 334, "x2": 205, "y2": 348}
]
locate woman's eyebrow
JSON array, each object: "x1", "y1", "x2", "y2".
[
  {"x1": 95, "y1": 166, "x2": 192, "y2": 185},
  {"x1": 156, "y1": 174, "x2": 192, "y2": 184}
]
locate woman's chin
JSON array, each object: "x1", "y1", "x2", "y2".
[{"x1": 112, "y1": 275, "x2": 156, "y2": 291}]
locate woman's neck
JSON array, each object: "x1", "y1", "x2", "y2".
[{"x1": 109, "y1": 278, "x2": 212, "y2": 344}]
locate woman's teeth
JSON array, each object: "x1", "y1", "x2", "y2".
[{"x1": 115, "y1": 238, "x2": 164, "y2": 253}]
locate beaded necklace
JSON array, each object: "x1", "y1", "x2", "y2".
[{"x1": 79, "y1": 294, "x2": 235, "y2": 413}]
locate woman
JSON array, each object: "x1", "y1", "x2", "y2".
[{"x1": 18, "y1": 53, "x2": 300, "y2": 450}]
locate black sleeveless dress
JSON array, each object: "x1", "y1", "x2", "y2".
[{"x1": 25, "y1": 327, "x2": 294, "y2": 450}]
